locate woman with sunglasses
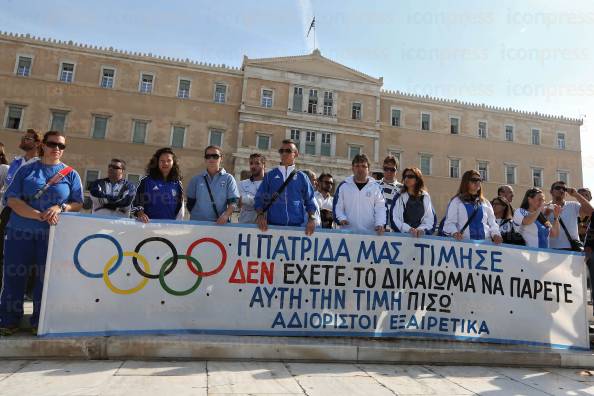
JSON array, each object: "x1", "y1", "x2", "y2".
[
  {"x1": 392, "y1": 167, "x2": 435, "y2": 237},
  {"x1": 491, "y1": 196, "x2": 528, "y2": 246},
  {"x1": 443, "y1": 170, "x2": 502, "y2": 243},
  {"x1": 513, "y1": 188, "x2": 561, "y2": 249},
  {"x1": 490, "y1": 196, "x2": 513, "y2": 230},
  {"x1": 0, "y1": 131, "x2": 83, "y2": 336},
  {"x1": 132, "y1": 147, "x2": 184, "y2": 223}
]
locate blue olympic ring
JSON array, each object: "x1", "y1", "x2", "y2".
[{"x1": 73, "y1": 234, "x2": 123, "y2": 278}]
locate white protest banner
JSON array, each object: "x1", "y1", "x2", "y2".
[{"x1": 39, "y1": 214, "x2": 589, "y2": 350}]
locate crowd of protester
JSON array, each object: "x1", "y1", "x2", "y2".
[{"x1": 0, "y1": 129, "x2": 592, "y2": 336}]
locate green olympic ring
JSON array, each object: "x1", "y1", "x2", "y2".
[{"x1": 158, "y1": 255, "x2": 203, "y2": 296}]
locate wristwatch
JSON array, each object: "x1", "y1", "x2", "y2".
[
  {"x1": 60, "y1": 203, "x2": 68, "y2": 213},
  {"x1": 308, "y1": 213, "x2": 316, "y2": 221}
]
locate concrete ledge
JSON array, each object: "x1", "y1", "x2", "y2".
[{"x1": 1, "y1": 334, "x2": 593, "y2": 368}]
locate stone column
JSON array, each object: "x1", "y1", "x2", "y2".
[
  {"x1": 375, "y1": 96, "x2": 381, "y2": 128},
  {"x1": 240, "y1": 76, "x2": 248, "y2": 110},
  {"x1": 237, "y1": 122, "x2": 244, "y2": 148}
]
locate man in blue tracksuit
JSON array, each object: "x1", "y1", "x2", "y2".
[{"x1": 254, "y1": 139, "x2": 317, "y2": 235}]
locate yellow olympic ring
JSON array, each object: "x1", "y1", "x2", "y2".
[{"x1": 103, "y1": 251, "x2": 151, "y2": 295}]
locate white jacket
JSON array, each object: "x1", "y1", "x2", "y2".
[
  {"x1": 334, "y1": 176, "x2": 386, "y2": 233},
  {"x1": 443, "y1": 197, "x2": 500, "y2": 240},
  {"x1": 392, "y1": 191, "x2": 435, "y2": 233}
]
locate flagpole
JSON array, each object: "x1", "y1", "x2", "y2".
[{"x1": 313, "y1": 15, "x2": 316, "y2": 49}]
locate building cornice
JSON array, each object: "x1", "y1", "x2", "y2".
[
  {"x1": 381, "y1": 89, "x2": 583, "y2": 125},
  {"x1": 0, "y1": 31, "x2": 243, "y2": 76},
  {"x1": 243, "y1": 49, "x2": 383, "y2": 86},
  {"x1": 0, "y1": 31, "x2": 582, "y2": 126}
]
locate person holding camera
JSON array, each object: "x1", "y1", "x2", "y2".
[
  {"x1": 513, "y1": 188, "x2": 560, "y2": 249},
  {"x1": 547, "y1": 181, "x2": 592, "y2": 251}
]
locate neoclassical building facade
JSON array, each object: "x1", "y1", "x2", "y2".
[{"x1": 0, "y1": 32, "x2": 583, "y2": 214}]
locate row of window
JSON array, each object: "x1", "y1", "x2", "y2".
[
  {"x1": 84, "y1": 169, "x2": 142, "y2": 191},
  {"x1": 82, "y1": 154, "x2": 567, "y2": 198},
  {"x1": 414, "y1": 152, "x2": 567, "y2": 187},
  {"x1": 6, "y1": 103, "x2": 569, "y2": 188},
  {"x1": 3, "y1": 104, "x2": 229, "y2": 149},
  {"x1": 289, "y1": 87, "x2": 363, "y2": 120},
  {"x1": 14, "y1": 55, "x2": 230, "y2": 103},
  {"x1": 12, "y1": 55, "x2": 571, "y2": 149},
  {"x1": 256, "y1": 132, "x2": 567, "y2": 187},
  {"x1": 390, "y1": 109, "x2": 566, "y2": 148}
]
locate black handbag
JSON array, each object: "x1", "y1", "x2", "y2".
[
  {"x1": 499, "y1": 219, "x2": 526, "y2": 246},
  {"x1": 559, "y1": 218, "x2": 584, "y2": 252}
]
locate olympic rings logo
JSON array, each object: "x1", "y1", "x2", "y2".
[{"x1": 73, "y1": 234, "x2": 227, "y2": 296}]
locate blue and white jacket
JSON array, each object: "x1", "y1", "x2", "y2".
[
  {"x1": 333, "y1": 176, "x2": 386, "y2": 233},
  {"x1": 443, "y1": 196, "x2": 500, "y2": 240},
  {"x1": 254, "y1": 165, "x2": 317, "y2": 227}
]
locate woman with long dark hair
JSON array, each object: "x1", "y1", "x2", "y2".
[
  {"x1": 391, "y1": 167, "x2": 435, "y2": 237},
  {"x1": 443, "y1": 170, "x2": 502, "y2": 243},
  {"x1": 513, "y1": 188, "x2": 560, "y2": 249},
  {"x1": 0, "y1": 131, "x2": 83, "y2": 335},
  {"x1": 132, "y1": 147, "x2": 184, "y2": 222}
]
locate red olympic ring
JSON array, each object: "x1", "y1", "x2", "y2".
[{"x1": 185, "y1": 237, "x2": 227, "y2": 277}]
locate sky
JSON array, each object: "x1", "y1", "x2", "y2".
[{"x1": 1, "y1": 0, "x2": 592, "y2": 187}]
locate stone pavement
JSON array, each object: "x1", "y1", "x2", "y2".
[{"x1": 1, "y1": 360, "x2": 594, "y2": 395}]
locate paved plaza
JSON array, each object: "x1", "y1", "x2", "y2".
[{"x1": 1, "y1": 360, "x2": 594, "y2": 395}]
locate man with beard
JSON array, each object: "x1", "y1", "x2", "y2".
[
  {"x1": 316, "y1": 173, "x2": 334, "y2": 228},
  {"x1": 238, "y1": 153, "x2": 265, "y2": 223},
  {"x1": 0, "y1": 129, "x2": 41, "y2": 289}
]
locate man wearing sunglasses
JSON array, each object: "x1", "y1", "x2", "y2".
[
  {"x1": 316, "y1": 173, "x2": 334, "y2": 229},
  {"x1": 187, "y1": 145, "x2": 239, "y2": 224},
  {"x1": 89, "y1": 159, "x2": 136, "y2": 217},
  {"x1": 0, "y1": 129, "x2": 42, "y2": 289},
  {"x1": 254, "y1": 139, "x2": 317, "y2": 235},
  {"x1": 378, "y1": 155, "x2": 403, "y2": 231},
  {"x1": 2, "y1": 129, "x2": 42, "y2": 200},
  {"x1": 548, "y1": 181, "x2": 593, "y2": 250}
]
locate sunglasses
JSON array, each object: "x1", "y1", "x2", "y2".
[
  {"x1": 278, "y1": 148, "x2": 294, "y2": 154},
  {"x1": 109, "y1": 164, "x2": 123, "y2": 170},
  {"x1": 44, "y1": 141, "x2": 66, "y2": 150},
  {"x1": 321, "y1": 180, "x2": 334, "y2": 185},
  {"x1": 553, "y1": 186, "x2": 567, "y2": 191},
  {"x1": 470, "y1": 178, "x2": 482, "y2": 183},
  {"x1": 403, "y1": 174, "x2": 416, "y2": 179},
  {"x1": 22, "y1": 136, "x2": 35, "y2": 142},
  {"x1": 383, "y1": 167, "x2": 396, "y2": 173},
  {"x1": 204, "y1": 154, "x2": 221, "y2": 160}
]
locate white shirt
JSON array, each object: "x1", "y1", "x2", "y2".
[
  {"x1": 513, "y1": 208, "x2": 550, "y2": 249},
  {"x1": 334, "y1": 176, "x2": 386, "y2": 233},
  {"x1": 443, "y1": 197, "x2": 500, "y2": 240},
  {"x1": 277, "y1": 164, "x2": 296, "y2": 181},
  {"x1": 548, "y1": 201, "x2": 581, "y2": 249},
  {"x1": 238, "y1": 177, "x2": 263, "y2": 223},
  {"x1": 315, "y1": 191, "x2": 333, "y2": 211},
  {"x1": 0, "y1": 164, "x2": 9, "y2": 210}
]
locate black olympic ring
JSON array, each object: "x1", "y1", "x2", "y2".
[{"x1": 132, "y1": 237, "x2": 178, "y2": 279}]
